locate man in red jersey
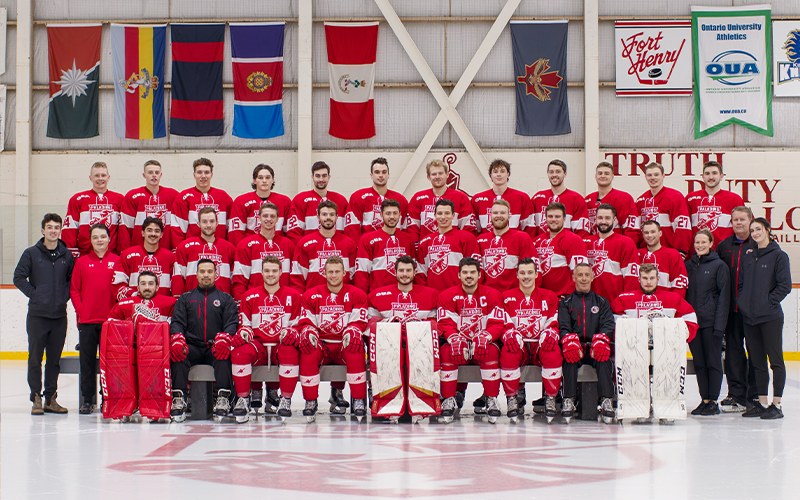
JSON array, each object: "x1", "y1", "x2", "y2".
[
  {"x1": 583, "y1": 204, "x2": 638, "y2": 300},
  {"x1": 584, "y1": 161, "x2": 640, "y2": 245},
  {"x1": 345, "y1": 157, "x2": 410, "y2": 242},
  {"x1": 63, "y1": 161, "x2": 124, "y2": 257},
  {"x1": 407, "y1": 159, "x2": 476, "y2": 244},
  {"x1": 171, "y1": 158, "x2": 233, "y2": 245},
  {"x1": 117, "y1": 217, "x2": 175, "y2": 300},
  {"x1": 531, "y1": 202, "x2": 588, "y2": 297},
  {"x1": 228, "y1": 164, "x2": 292, "y2": 247},
  {"x1": 530, "y1": 159, "x2": 589, "y2": 238},
  {"x1": 636, "y1": 162, "x2": 692, "y2": 256},
  {"x1": 416, "y1": 199, "x2": 480, "y2": 291},
  {"x1": 108, "y1": 271, "x2": 177, "y2": 324},
  {"x1": 636, "y1": 220, "x2": 688, "y2": 298},
  {"x1": 471, "y1": 159, "x2": 534, "y2": 236},
  {"x1": 173, "y1": 207, "x2": 235, "y2": 296},
  {"x1": 286, "y1": 161, "x2": 348, "y2": 241},
  {"x1": 354, "y1": 199, "x2": 415, "y2": 293},
  {"x1": 685, "y1": 160, "x2": 744, "y2": 253},
  {"x1": 119, "y1": 159, "x2": 179, "y2": 252},
  {"x1": 477, "y1": 199, "x2": 534, "y2": 292}
]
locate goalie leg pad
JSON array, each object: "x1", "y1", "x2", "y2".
[
  {"x1": 136, "y1": 322, "x2": 172, "y2": 420},
  {"x1": 615, "y1": 318, "x2": 651, "y2": 420},
  {"x1": 651, "y1": 318, "x2": 688, "y2": 420},
  {"x1": 100, "y1": 321, "x2": 138, "y2": 419},
  {"x1": 406, "y1": 322, "x2": 441, "y2": 417},
  {"x1": 370, "y1": 323, "x2": 405, "y2": 418}
]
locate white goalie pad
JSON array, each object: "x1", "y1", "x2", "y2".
[
  {"x1": 405, "y1": 321, "x2": 440, "y2": 416},
  {"x1": 371, "y1": 323, "x2": 405, "y2": 417},
  {"x1": 615, "y1": 318, "x2": 651, "y2": 420},
  {"x1": 651, "y1": 318, "x2": 688, "y2": 420}
]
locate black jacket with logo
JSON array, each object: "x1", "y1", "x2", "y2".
[
  {"x1": 170, "y1": 285, "x2": 238, "y2": 347},
  {"x1": 737, "y1": 240, "x2": 791, "y2": 326},
  {"x1": 13, "y1": 238, "x2": 75, "y2": 318},
  {"x1": 684, "y1": 250, "x2": 729, "y2": 334},
  {"x1": 558, "y1": 290, "x2": 616, "y2": 345}
]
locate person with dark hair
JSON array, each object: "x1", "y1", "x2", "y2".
[
  {"x1": 287, "y1": 161, "x2": 349, "y2": 241},
  {"x1": 476, "y1": 199, "x2": 534, "y2": 292},
  {"x1": 119, "y1": 159, "x2": 179, "y2": 252},
  {"x1": 471, "y1": 158, "x2": 535, "y2": 236},
  {"x1": 685, "y1": 161, "x2": 744, "y2": 254},
  {"x1": 684, "y1": 229, "x2": 730, "y2": 416},
  {"x1": 585, "y1": 161, "x2": 641, "y2": 245},
  {"x1": 407, "y1": 159, "x2": 476, "y2": 244},
  {"x1": 531, "y1": 159, "x2": 590, "y2": 238},
  {"x1": 228, "y1": 164, "x2": 292, "y2": 247},
  {"x1": 583, "y1": 203, "x2": 639, "y2": 300},
  {"x1": 63, "y1": 162, "x2": 124, "y2": 257},
  {"x1": 117, "y1": 216, "x2": 175, "y2": 300},
  {"x1": 345, "y1": 157, "x2": 409, "y2": 242},
  {"x1": 737, "y1": 218, "x2": 791, "y2": 419},
  {"x1": 531, "y1": 202, "x2": 588, "y2": 297},
  {"x1": 637, "y1": 220, "x2": 688, "y2": 298},
  {"x1": 14, "y1": 213, "x2": 75, "y2": 415},
  {"x1": 636, "y1": 162, "x2": 692, "y2": 256},
  {"x1": 354, "y1": 198, "x2": 415, "y2": 293},
  {"x1": 172, "y1": 158, "x2": 233, "y2": 244},
  {"x1": 173, "y1": 207, "x2": 236, "y2": 297},
  {"x1": 107, "y1": 271, "x2": 176, "y2": 324}
]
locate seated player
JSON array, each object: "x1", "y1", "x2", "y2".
[
  {"x1": 108, "y1": 271, "x2": 177, "y2": 324},
  {"x1": 117, "y1": 217, "x2": 175, "y2": 300},
  {"x1": 499, "y1": 258, "x2": 561, "y2": 422},
  {"x1": 437, "y1": 257, "x2": 505, "y2": 423},
  {"x1": 169, "y1": 259, "x2": 238, "y2": 422},
  {"x1": 230, "y1": 256, "x2": 302, "y2": 423},
  {"x1": 354, "y1": 198, "x2": 415, "y2": 293},
  {"x1": 558, "y1": 263, "x2": 616, "y2": 424},
  {"x1": 290, "y1": 256, "x2": 369, "y2": 422}
]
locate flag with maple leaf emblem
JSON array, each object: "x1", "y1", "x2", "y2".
[
  {"x1": 46, "y1": 24, "x2": 101, "y2": 138},
  {"x1": 511, "y1": 21, "x2": 570, "y2": 136}
]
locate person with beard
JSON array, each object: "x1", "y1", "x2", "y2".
[
  {"x1": 582, "y1": 203, "x2": 638, "y2": 300},
  {"x1": 117, "y1": 217, "x2": 175, "y2": 299},
  {"x1": 286, "y1": 161, "x2": 348, "y2": 242},
  {"x1": 172, "y1": 207, "x2": 236, "y2": 296},
  {"x1": 531, "y1": 202, "x2": 588, "y2": 297},
  {"x1": 477, "y1": 199, "x2": 534, "y2": 292},
  {"x1": 354, "y1": 198, "x2": 415, "y2": 293}
]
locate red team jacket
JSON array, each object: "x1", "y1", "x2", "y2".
[
  {"x1": 118, "y1": 186, "x2": 179, "y2": 252},
  {"x1": 477, "y1": 229, "x2": 534, "y2": 291},
  {"x1": 636, "y1": 247, "x2": 689, "y2": 298},
  {"x1": 286, "y1": 190, "x2": 349, "y2": 242},
  {"x1": 416, "y1": 229, "x2": 480, "y2": 291},
  {"x1": 636, "y1": 186, "x2": 692, "y2": 255},
  {"x1": 530, "y1": 188, "x2": 590, "y2": 238},
  {"x1": 63, "y1": 190, "x2": 125, "y2": 257},
  {"x1": 584, "y1": 188, "x2": 641, "y2": 246},
  {"x1": 354, "y1": 230, "x2": 416, "y2": 293},
  {"x1": 407, "y1": 188, "x2": 476, "y2": 243},
  {"x1": 108, "y1": 295, "x2": 177, "y2": 323},
  {"x1": 298, "y1": 284, "x2": 369, "y2": 342},
  {"x1": 290, "y1": 232, "x2": 357, "y2": 291},
  {"x1": 685, "y1": 189, "x2": 744, "y2": 251},
  {"x1": 239, "y1": 286, "x2": 302, "y2": 344},
  {"x1": 172, "y1": 237, "x2": 236, "y2": 296},
  {"x1": 231, "y1": 233, "x2": 295, "y2": 301},
  {"x1": 171, "y1": 187, "x2": 233, "y2": 244},
  {"x1": 117, "y1": 246, "x2": 175, "y2": 300},
  {"x1": 501, "y1": 287, "x2": 560, "y2": 342},
  {"x1": 583, "y1": 233, "x2": 639, "y2": 300},
  {"x1": 70, "y1": 252, "x2": 126, "y2": 324},
  {"x1": 611, "y1": 289, "x2": 698, "y2": 342},
  {"x1": 471, "y1": 188, "x2": 535, "y2": 236},
  {"x1": 367, "y1": 285, "x2": 439, "y2": 332},
  {"x1": 532, "y1": 230, "x2": 588, "y2": 297},
  {"x1": 344, "y1": 187, "x2": 409, "y2": 243},
  {"x1": 437, "y1": 284, "x2": 505, "y2": 342},
  {"x1": 227, "y1": 191, "x2": 292, "y2": 247}
]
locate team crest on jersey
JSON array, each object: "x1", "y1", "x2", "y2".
[
  {"x1": 537, "y1": 207, "x2": 549, "y2": 231},
  {"x1": 640, "y1": 206, "x2": 659, "y2": 221},
  {"x1": 370, "y1": 204, "x2": 383, "y2": 230},
  {"x1": 383, "y1": 246, "x2": 405, "y2": 276},
  {"x1": 257, "y1": 305, "x2": 285, "y2": 335},
  {"x1": 587, "y1": 208, "x2": 597, "y2": 233},
  {"x1": 589, "y1": 248, "x2": 608, "y2": 278},
  {"x1": 391, "y1": 302, "x2": 419, "y2": 321},
  {"x1": 536, "y1": 246, "x2": 554, "y2": 275},
  {"x1": 89, "y1": 203, "x2": 114, "y2": 226},
  {"x1": 319, "y1": 305, "x2": 345, "y2": 333},
  {"x1": 428, "y1": 244, "x2": 451, "y2": 275},
  {"x1": 697, "y1": 205, "x2": 721, "y2": 231},
  {"x1": 422, "y1": 205, "x2": 438, "y2": 232},
  {"x1": 635, "y1": 300, "x2": 662, "y2": 317},
  {"x1": 459, "y1": 308, "x2": 483, "y2": 338},
  {"x1": 139, "y1": 259, "x2": 163, "y2": 280},
  {"x1": 195, "y1": 194, "x2": 219, "y2": 213},
  {"x1": 317, "y1": 250, "x2": 342, "y2": 276},
  {"x1": 516, "y1": 308, "x2": 542, "y2": 339},
  {"x1": 483, "y1": 247, "x2": 508, "y2": 278},
  {"x1": 145, "y1": 203, "x2": 168, "y2": 222}
]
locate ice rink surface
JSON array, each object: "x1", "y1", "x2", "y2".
[{"x1": 2, "y1": 359, "x2": 799, "y2": 500}]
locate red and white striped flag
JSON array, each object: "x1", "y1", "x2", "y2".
[{"x1": 325, "y1": 22, "x2": 378, "y2": 140}]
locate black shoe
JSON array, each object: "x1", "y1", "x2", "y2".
[
  {"x1": 691, "y1": 402, "x2": 707, "y2": 415},
  {"x1": 79, "y1": 403, "x2": 92, "y2": 414},
  {"x1": 743, "y1": 401, "x2": 766, "y2": 417},
  {"x1": 701, "y1": 401, "x2": 720, "y2": 415},
  {"x1": 760, "y1": 404, "x2": 784, "y2": 420}
]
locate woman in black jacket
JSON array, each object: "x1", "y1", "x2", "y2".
[
  {"x1": 685, "y1": 229, "x2": 730, "y2": 416},
  {"x1": 737, "y1": 218, "x2": 791, "y2": 419}
]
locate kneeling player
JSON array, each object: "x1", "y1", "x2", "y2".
[
  {"x1": 558, "y1": 263, "x2": 616, "y2": 424},
  {"x1": 499, "y1": 258, "x2": 561, "y2": 422},
  {"x1": 438, "y1": 257, "x2": 505, "y2": 423},
  {"x1": 230, "y1": 256, "x2": 302, "y2": 423},
  {"x1": 291, "y1": 256, "x2": 369, "y2": 421}
]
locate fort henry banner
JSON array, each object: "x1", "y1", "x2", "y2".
[{"x1": 691, "y1": 5, "x2": 772, "y2": 138}]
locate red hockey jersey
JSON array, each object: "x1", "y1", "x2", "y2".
[
  {"x1": 636, "y1": 187, "x2": 692, "y2": 255},
  {"x1": 63, "y1": 189, "x2": 125, "y2": 257},
  {"x1": 368, "y1": 285, "x2": 439, "y2": 323},
  {"x1": 239, "y1": 285, "x2": 302, "y2": 344},
  {"x1": 117, "y1": 246, "x2": 175, "y2": 300},
  {"x1": 172, "y1": 237, "x2": 235, "y2": 297},
  {"x1": 407, "y1": 188, "x2": 476, "y2": 243},
  {"x1": 290, "y1": 232, "x2": 356, "y2": 291},
  {"x1": 500, "y1": 287, "x2": 559, "y2": 343},
  {"x1": 416, "y1": 229, "x2": 480, "y2": 291},
  {"x1": 477, "y1": 229, "x2": 534, "y2": 292},
  {"x1": 583, "y1": 233, "x2": 639, "y2": 301},
  {"x1": 232, "y1": 233, "x2": 295, "y2": 302},
  {"x1": 532, "y1": 230, "x2": 588, "y2": 297},
  {"x1": 171, "y1": 187, "x2": 233, "y2": 245},
  {"x1": 437, "y1": 284, "x2": 505, "y2": 342},
  {"x1": 685, "y1": 189, "x2": 744, "y2": 251},
  {"x1": 118, "y1": 186, "x2": 179, "y2": 252},
  {"x1": 354, "y1": 230, "x2": 416, "y2": 293},
  {"x1": 635, "y1": 247, "x2": 688, "y2": 298},
  {"x1": 585, "y1": 188, "x2": 641, "y2": 246},
  {"x1": 610, "y1": 290, "x2": 698, "y2": 342},
  {"x1": 286, "y1": 190, "x2": 348, "y2": 242},
  {"x1": 531, "y1": 188, "x2": 589, "y2": 238},
  {"x1": 108, "y1": 295, "x2": 177, "y2": 323},
  {"x1": 471, "y1": 187, "x2": 535, "y2": 236},
  {"x1": 344, "y1": 187, "x2": 409, "y2": 243},
  {"x1": 70, "y1": 252, "x2": 126, "y2": 324},
  {"x1": 298, "y1": 284, "x2": 369, "y2": 342},
  {"x1": 227, "y1": 191, "x2": 292, "y2": 247}
]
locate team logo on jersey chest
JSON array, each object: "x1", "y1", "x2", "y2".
[
  {"x1": 391, "y1": 302, "x2": 419, "y2": 320},
  {"x1": 589, "y1": 248, "x2": 608, "y2": 278},
  {"x1": 516, "y1": 308, "x2": 542, "y2": 339},
  {"x1": 422, "y1": 204, "x2": 438, "y2": 232},
  {"x1": 635, "y1": 300, "x2": 663, "y2": 317},
  {"x1": 459, "y1": 308, "x2": 483, "y2": 338},
  {"x1": 587, "y1": 208, "x2": 597, "y2": 234},
  {"x1": 536, "y1": 246, "x2": 554, "y2": 275},
  {"x1": 483, "y1": 247, "x2": 508, "y2": 278},
  {"x1": 370, "y1": 204, "x2": 383, "y2": 230},
  {"x1": 89, "y1": 203, "x2": 114, "y2": 226},
  {"x1": 139, "y1": 263, "x2": 163, "y2": 280},
  {"x1": 257, "y1": 305, "x2": 285, "y2": 335},
  {"x1": 319, "y1": 305, "x2": 345, "y2": 333},
  {"x1": 317, "y1": 250, "x2": 342, "y2": 276},
  {"x1": 383, "y1": 246, "x2": 405, "y2": 276},
  {"x1": 428, "y1": 244, "x2": 451, "y2": 275},
  {"x1": 697, "y1": 205, "x2": 722, "y2": 231},
  {"x1": 145, "y1": 203, "x2": 168, "y2": 222},
  {"x1": 641, "y1": 206, "x2": 659, "y2": 221}
]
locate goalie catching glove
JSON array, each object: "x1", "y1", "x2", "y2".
[
  {"x1": 561, "y1": 333, "x2": 583, "y2": 363},
  {"x1": 212, "y1": 333, "x2": 232, "y2": 360},
  {"x1": 170, "y1": 334, "x2": 188, "y2": 362},
  {"x1": 448, "y1": 335, "x2": 471, "y2": 364},
  {"x1": 590, "y1": 333, "x2": 611, "y2": 362},
  {"x1": 341, "y1": 326, "x2": 365, "y2": 353},
  {"x1": 502, "y1": 329, "x2": 524, "y2": 354}
]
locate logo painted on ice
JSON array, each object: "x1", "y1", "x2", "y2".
[{"x1": 705, "y1": 50, "x2": 760, "y2": 86}]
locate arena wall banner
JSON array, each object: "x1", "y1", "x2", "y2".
[
  {"x1": 691, "y1": 5, "x2": 772, "y2": 138},
  {"x1": 773, "y1": 21, "x2": 800, "y2": 97},
  {"x1": 614, "y1": 21, "x2": 692, "y2": 96}
]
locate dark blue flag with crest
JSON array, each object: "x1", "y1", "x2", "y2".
[{"x1": 511, "y1": 21, "x2": 571, "y2": 136}]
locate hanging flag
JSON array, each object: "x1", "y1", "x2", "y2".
[
  {"x1": 46, "y1": 24, "x2": 101, "y2": 139},
  {"x1": 325, "y1": 22, "x2": 378, "y2": 140},
  {"x1": 692, "y1": 5, "x2": 772, "y2": 138},
  {"x1": 111, "y1": 24, "x2": 167, "y2": 139},
  {"x1": 511, "y1": 21, "x2": 571, "y2": 136},
  {"x1": 230, "y1": 22, "x2": 285, "y2": 139},
  {"x1": 170, "y1": 23, "x2": 224, "y2": 137}
]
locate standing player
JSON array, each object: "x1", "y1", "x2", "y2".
[
  {"x1": 173, "y1": 207, "x2": 236, "y2": 297},
  {"x1": 471, "y1": 159, "x2": 534, "y2": 236},
  {"x1": 416, "y1": 199, "x2": 480, "y2": 291},
  {"x1": 232, "y1": 202, "x2": 295, "y2": 303},
  {"x1": 108, "y1": 271, "x2": 177, "y2": 323},
  {"x1": 228, "y1": 164, "x2": 292, "y2": 247},
  {"x1": 437, "y1": 258, "x2": 505, "y2": 423},
  {"x1": 354, "y1": 199, "x2": 415, "y2": 293},
  {"x1": 637, "y1": 220, "x2": 688, "y2": 298},
  {"x1": 583, "y1": 204, "x2": 638, "y2": 300},
  {"x1": 477, "y1": 199, "x2": 534, "y2": 292},
  {"x1": 171, "y1": 158, "x2": 233, "y2": 245},
  {"x1": 499, "y1": 258, "x2": 561, "y2": 422},
  {"x1": 530, "y1": 159, "x2": 589, "y2": 238},
  {"x1": 585, "y1": 161, "x2": 640, "y2": 246},
  {"x1": 407, "y1": 159, "x2": 476, "y2": 244},
  {"x1": 531, "y1": 203, "x2": 588, "y2": 297},
  {"x1": 344, "y1": 157, "x2": 409, "y2": 242},
  {"x1": 63, "y1": 161, "x2": 124, "y2": 257},
  {"x1": 685, "y1": 160, "x2": 744, "y2": 252},
  {"x1": 290, "y1": 201, "x2": 356, "y2": 291},
  {"x1": 119, "y1": 160, "x2": 179, "y2": 252},
  {"x1": 636, "y1": 162, "x2": 692, "y2": 256},
  {"x1": 117, "y1": 217, "x2": 175, "y2": 300},
  {"x1": 286, "y1": 161, "x2": 348, "y2": 241}
]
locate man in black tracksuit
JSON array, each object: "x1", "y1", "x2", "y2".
[
  {"x1": 558, "y1": 263, "x2": 616, "y2": 423},
  {"x1": 14, "y1": 213, "x2": 74, "y2": 415},
  {"x1": 170, "y1": 259, "x2": 238, "y2": 420}
]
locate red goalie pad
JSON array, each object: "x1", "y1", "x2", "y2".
[
  {"x1": 136, "y1": 321, "x2": 172, "y2": 420},
  {"x1": 100, "y1": 321, "x2": 138, "y2": 419}
]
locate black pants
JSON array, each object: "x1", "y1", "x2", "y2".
[
  {"x1": 27, "y1": 315, "x2": 68, "y2": 401},
  {"x1": 562, "y1": 352, "x2": 614, "y2": 399},
  {"x1": 724, "y1": 311, "x2": 757, "y2": 404},
  {"x1": 78, "y1": 323, "x2": 103, "y2": 402},
  {"x1": 171, "y1": 344, "x2": 232, "y2": 395},
  {"x1": 743, "y1": 317, "x2": 786, "y2": 398},
  {"x1": 689, "y1": 326, "x2": 724, "y2": 401}
]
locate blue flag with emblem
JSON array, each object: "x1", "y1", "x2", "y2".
[{"x1": 511, "y1": 21, "x2": 571, "y2": 136}]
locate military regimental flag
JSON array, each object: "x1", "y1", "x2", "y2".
[
  {"x1": 325, "y1": 22, "x2": 378, "y2": 140},
  {"x1": 511, "y1": 21, "x2": 571, "y2": 136},
  {"x1": 46, "y1": 24, "x2": 101, "y2": 139},
  {"x1": 230, "y1": 22, "x2": 285, "y2": 139},
  {"x1": 170, "y1": 24, "x2": 225, "y2": 137},
  {"x1": 111, "y1": 24, "x2": 167, "y2": 139}
]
